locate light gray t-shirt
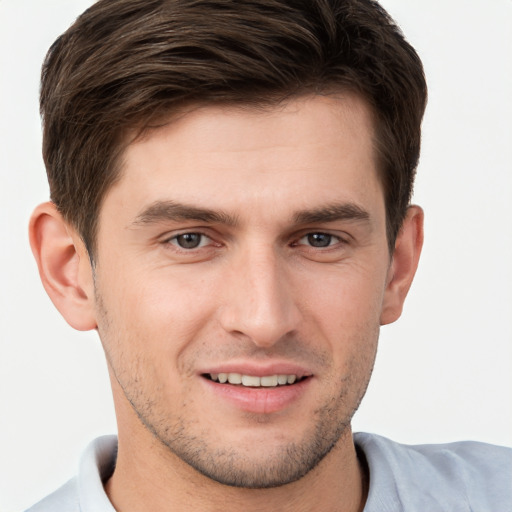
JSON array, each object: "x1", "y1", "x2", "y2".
[{"x1": 26, "y1": 433, "x2": 512, "y2": 511}]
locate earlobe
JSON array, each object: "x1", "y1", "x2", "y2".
[
  {"x1": 380, "y1": 205, "x2": 424, "y2": 325},
  {"x1": 29, "y1": 202, "x2": 97, "y2": 331}
]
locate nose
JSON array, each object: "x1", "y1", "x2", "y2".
[{"x1": 218, "y1": 245, "x2": 301, "y2": 348}]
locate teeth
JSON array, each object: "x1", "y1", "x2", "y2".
[
  {"x1": 277, "y1": 375, "x2": 288, "y2": 385},
  {"x1": 227, "y1": 373, "x2": 242, "y2": 385},
  {"x1": 261, "y1": 375, "x2": 278, "y2": 387},
  {"x1": 209, "y1": 373, "x2": 301, "y2": 387},
  {"x1": 242, "y1": 375, "x2": 260, "y2": 386}
]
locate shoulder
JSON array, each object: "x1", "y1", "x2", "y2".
[
  {"x1": 25, "y1": 478, "x2": 79, "y2": 512},
  {"x1": 25, "y1": 435, "x2": 118, "y2": 512},
  {"x1": 354, "y1": 432, "x2": 512, "y2": 512}
]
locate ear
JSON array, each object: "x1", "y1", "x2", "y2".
[
  {"x1": 29, "y1": 202, "x2": 97, "y2": 331},
  {"x1": 380, "y1": 205, "x2": 424, "y2": 325}
]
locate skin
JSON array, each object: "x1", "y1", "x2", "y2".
[{"x1": 30, "y1": 94, "x2": 423, "y2": 512}]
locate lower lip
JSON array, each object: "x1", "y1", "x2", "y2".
[{"x1": 201, "y1": 377, "x2": 312, "y2": 414}]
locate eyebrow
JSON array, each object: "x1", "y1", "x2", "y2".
[
  {"x1": 131, "y1": 200, "x2": 239, "y2": 227},
  {"x1": 293, "y1": 203, "x2": 371, "y2": 225},
  {"x1": 131, "y1": 199, "x2": 371, "y2": 229}
]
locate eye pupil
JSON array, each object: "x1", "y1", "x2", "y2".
[
  {"x1": 307, "y1": 233, "x2": 332, "y2": 247},
  {"x1": 176, "y1": 233, "x2": 202, "y2": 249}
]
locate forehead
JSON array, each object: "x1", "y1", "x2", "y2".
[
  {"x1": 135, "y1": 93, "x2": 376, "y2": 157},
  {"x1": 103, "y1": 94, "x2": 383, "y2": 226}
]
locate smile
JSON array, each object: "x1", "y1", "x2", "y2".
[
  {"x1": 201, "y1": 370, "x2": 313, "y2": 413},
  {"x1": 206, "y1": 373, "x2": 303, "y2": 387}
]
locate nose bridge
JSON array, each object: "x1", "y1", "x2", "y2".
[{"x1": 219, "y1": 241, "x2": 300, "y2": 346}]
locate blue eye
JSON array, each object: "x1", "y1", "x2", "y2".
[
  {"x1": 299, "y1": 233, "x2": 339, "y2": 248},
  {"x1": 170, "y1": 233, "x2": 208, "y2": 249}
]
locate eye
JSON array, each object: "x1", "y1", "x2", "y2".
[
  {"x1": 298, "y1": 232, "x2": 340, "y2": 248},
  {"x1": 168, "y1": 232, "x2": 210, "y2": 249}
]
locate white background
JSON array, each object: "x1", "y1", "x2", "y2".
[{"x1": 1, "y1": 1, "x2": 511, "y2": 510}]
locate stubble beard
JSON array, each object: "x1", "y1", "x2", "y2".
[
  {"x1": 114, "y1": 358, "x2": 374, "y2": 489},
  {"x1": 140, "y1": 392, "x2": 355, "y2": 489},
  {"x1": 96, "y1": 289, "x2": 377, "y2": 489}
]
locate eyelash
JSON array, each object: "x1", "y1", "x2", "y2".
[
  {"x1": 164, "y1": 231, "x2": 346, "y2": 251},
  {"x1": 166, "y1": 232, "x2": 214, "y2": 250},
  {"x1": 294, "y1": 232, "x2": 344, "y2": 249}
]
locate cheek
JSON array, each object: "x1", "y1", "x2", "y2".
[
  {"x1": 301, "y1": 262, "x2": 387, "y2": 327},
  {"x1": 95, "y1": 265, "x2": 219, "y2": 370},
  {"x1": 109, "y1": 263, "x2": 215, "y2": 319},
  {"x1": 298, "y1": 263, "x2": 385, "y2": 374}
]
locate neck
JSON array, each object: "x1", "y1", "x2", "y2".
[{"x1": 105, "y1": 426, "x2": 368, "y2": 512}]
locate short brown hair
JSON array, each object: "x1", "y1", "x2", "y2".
[{"x1": 40, "y1": 0, "x2": 427, "y2": 257}]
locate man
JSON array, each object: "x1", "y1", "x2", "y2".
[{"x1": 25, "y1": 0, "x2": 511, "y2": 510}]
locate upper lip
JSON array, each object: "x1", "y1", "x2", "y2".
[{"x1": 199, "y1": 361, "x2": 313, "y2": 379}]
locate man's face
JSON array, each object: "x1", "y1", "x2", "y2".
[{"x1": 93, "y1": 94, "x2": 391, "y2": 487}]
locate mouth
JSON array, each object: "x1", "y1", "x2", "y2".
[
  {"x1": 200, "y1": 369, "x2": 313, "y2": 413},
  {"x1": 203, "y1": 373, "x2": 308, "y2": 388}
]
